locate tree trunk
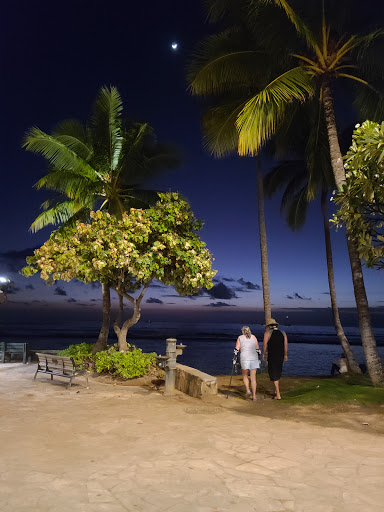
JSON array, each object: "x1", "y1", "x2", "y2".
[
  {"x1": 112, "y1": 280, "x2": 152, "y2": 352},
  {"x1": 114, "y1": 300, "x2": 141, "y2": 352},
  {"x1": 322, "y1": 81, "x2": 383, "y2": 385},
  {"x1": 256, "y1": 157, "x2": 271, "y2": 324},
  {"x1": 321, "y1": 190, "x2": 361, "y2": 374},
  {"x1": 92, "y1": 283, "x2": 111, "y2": 354}
]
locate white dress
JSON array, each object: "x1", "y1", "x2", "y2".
[{"x1": 239, "y1": 335, "x2": 260, "y2": 370}]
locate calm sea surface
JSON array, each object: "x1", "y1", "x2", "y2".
[{"x1": 1, "y1": 321, "x2": 384, "y2": 376}]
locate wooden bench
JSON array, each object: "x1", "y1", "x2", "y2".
[
  {"x1": 34, "y1": 353, "x2": 88, "y2": 389},
  {"x1": 0, "y1": 342, "x2": 29, "y2": 364}
]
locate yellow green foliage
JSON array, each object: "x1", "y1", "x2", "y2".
[
  {"x1": 22, "y1": 192, "x2": 217, "y2": 294},
  {"x1": 332, "y1": 121, "x2": 384, "y2": 269}
]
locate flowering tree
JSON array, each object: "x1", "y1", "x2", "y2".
[
  {"x1": 22, "y1": 193, "x2": 217, "y2": 351},
  {"x1": 332, "y1": 121, "x2": 384, "y2": 269}
]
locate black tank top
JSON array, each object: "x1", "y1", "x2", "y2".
[{"x1": 268, "y1": 329, "x2": 285, "y2": 362}]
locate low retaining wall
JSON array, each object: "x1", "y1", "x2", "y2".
[{"x1": 175, "y1": 363, "x2": 218, "y2": 398}]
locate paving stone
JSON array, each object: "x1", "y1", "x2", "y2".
[{"x1": 2, "y1": 364, "x2": 384, "y2": 512}]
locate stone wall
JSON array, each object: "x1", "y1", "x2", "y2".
[{"x1": 175, "y1": 363, "x2": 218, "y2": 398}]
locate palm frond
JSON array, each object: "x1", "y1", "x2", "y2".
[
  {"x1": 264, "y1": 159, "x2": 309, "y2": 230},
  {"x1": 202, "y1": 99, "x2": 249, "y2": 157},
  {"x1": 264, "y1": 160, "x2": 305, "y2": 196},
  {"x1": 30, "y1": 201, "x2": 89, "y2": 232},
  {"x1": 91, "y1": 85, "x2": 123, "y2": 171},
  {"x1": 236, "y1": 67, "x2": 315, "y2": 155},
  {"x1": 285, "y1": 186, "x2": 309, "y2": 230},
  {"x1": 204, "y1": 0, "x2": 242, "y2": 22},
  {"x1": 305, "y1": 101, "x2": 334, "y2": 199},
  {"x1": 119, "y1": 189, "x2": 160, "y2": 210},
  {"x1": 353, "y1": 78, "x2": 384, "y2": 122},
  {"x1": 355, "y1": 28, "x2": 384, "y2": 77},
  {"x1": 52, "y1": 119, "x2": 92, "y2": 161},
  {"x1": 262, "y1": 0, "x2": 322, "y2": 61},
  {"x1": 188, "y1": 30, "x2": 268, "y2": 96},
  {"x1": 23, "y1": 128, "x2": 99, "y2": 179}
]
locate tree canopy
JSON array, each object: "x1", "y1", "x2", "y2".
[
  {"x1": 23, "y1": 86, "x2": 181, "y2": 232},
  {"x1": 333, "y1": 121, "x2": 384, "y2": 269},
  {"x1": 21, "y1": 193, "x2": 217, "y2": 349}
]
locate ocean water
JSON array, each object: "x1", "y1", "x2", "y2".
[{"x1": 1, "y1": 320, "x2": 384, "y2": 377}]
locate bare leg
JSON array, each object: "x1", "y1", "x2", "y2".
[
  {"x1": 273, "y1": 380, "x2": 281, "y2": 399},
  {"x1": 250, "y1": 369, "x2": 257, "y2": 400},
  {"x1": 242, "y1": 370, "x2": 250, "y2": 394}
]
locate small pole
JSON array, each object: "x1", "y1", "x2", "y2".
[{"x1": 165, "y1": 338, "x2": 177, "y2": 395}]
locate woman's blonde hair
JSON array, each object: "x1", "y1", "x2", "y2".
[{"x1": 241, "y1": 326, "x2": 252, "y2": 339}]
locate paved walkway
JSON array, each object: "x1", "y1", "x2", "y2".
[{"x1": 1, "y1": 364, "x2": 383, "y2": 512}]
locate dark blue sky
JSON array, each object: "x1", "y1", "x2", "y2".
[{"x1": 1, "y1": 0, "x2": 383, "y2": 326}]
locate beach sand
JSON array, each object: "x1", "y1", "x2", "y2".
[{"x1": 1, "y1": 363, "x2": 384, "y2": 511}]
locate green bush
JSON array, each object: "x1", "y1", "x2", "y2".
[
  {"x1": 93, "y1": 346, "x2": 156, "y2": 379},
  {"x1": 58, "y1": 343, "x2": 94, "y2": 367}
]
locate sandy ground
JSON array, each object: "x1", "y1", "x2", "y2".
[{"x1": 1, "y1": 363, "x2": 384, "y2": 512}]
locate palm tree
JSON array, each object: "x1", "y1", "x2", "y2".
[
  {"x1": 191, "y1": 0, "x2": 384, "y2": 384},
  {"x1": 264, "y1": 156, "x2": 361, "y2": 373},
  {"x1": 187, "y1": 7, "x2": 276, "y2": 323},
  {"x1": 24, "y1": 86, "x2": 180, "y2": 352}
]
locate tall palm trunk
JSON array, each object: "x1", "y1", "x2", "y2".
[
  {"x1": 256, "y1": 157, "x2": 271, "y2": 323},
  {"x1": 92, "y1": 283, "x2": 111, "y2": 354},
  {"x1": 322, "y1": 81, "x2": 383, "y2": 385},
  {"x1": 321, "y1": 190, "x2": 361, "y2": 373}
]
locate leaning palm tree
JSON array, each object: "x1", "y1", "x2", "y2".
[
  {"x1": 24, "y1": 86, "x2": 180, "y2": 352},
  {"x1": 264, "y1": 150, "x2": 361, "y2": 372},
  {"x1": 264, "y1": 93, "x2": 361, "y2": 373},
  {"x1": 190, "y1": 0, "x2": 384, "y2": 384}
]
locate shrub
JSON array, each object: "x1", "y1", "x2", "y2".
[
  {"x1": 93, "y1": 346, "x2": 156, "y2": 379},
  {"x1": 58, "y1": 343, "x2": 94, "y2": 368}
]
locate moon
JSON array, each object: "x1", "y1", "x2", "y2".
[{"x1": 171, "y1": 42, "x2": 178, "y2": 50}]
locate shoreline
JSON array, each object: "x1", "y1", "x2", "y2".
[{"x1": 3, "y1": 331, "x2": 384, "y2": 346}]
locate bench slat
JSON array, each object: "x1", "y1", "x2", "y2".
[{"x1": 34, "y1": 353, "x2": 87, "y2": 389}]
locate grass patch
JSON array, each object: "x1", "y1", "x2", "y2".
[{"x1": 282, "y1": 375, "x2": 384, "y2": 406}]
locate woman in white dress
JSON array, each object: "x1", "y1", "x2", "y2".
[{"x1": 235, "y1": 326, "x2": 260, "y2": 400}]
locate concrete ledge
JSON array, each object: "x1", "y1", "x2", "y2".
[{"x1": 175, "y1": 363, "x2": 218, "y2": 398}]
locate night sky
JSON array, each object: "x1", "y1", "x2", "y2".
[{"x1": 1, "y1": 0, "x2": 383, "y2": 327}]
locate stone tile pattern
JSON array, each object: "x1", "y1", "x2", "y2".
[{"x1": 0, "y1": 364, "x2": 383, "y2": 512}]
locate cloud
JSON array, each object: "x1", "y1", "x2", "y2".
[
  {"x1": 54, "y1": 287, "x2": 67, "y2": 296},
  {"x1": 67, "y1": 298, "x2": 77, "y2": 303},
  {"x1": 206, "y1": 302, "x2": 236, "y2": 308},
  {"x1": 146, "y1": 297, "x2": 163, "y2": 304},
  {"x1": 322, "y1": 291, "x2": 330, "y2": 295},
  {"x1": 237, "y1": 278, "x2": 261, "y2": 290},
  {"x1": 286, "y1": 292, "x2": 311, "y2": 300},
  {"x1": 90, "y1": 282, "x2": 101, "y2": 289},
  {"x1": 222, "y1": 277, "x2": 235, "y2": 282},
  {"x1": 206, "y1": 282, "x2": 237, "y2": 300},
  {"x1": 90, "y1": 298, "x2": 99, "y2": 302},
  {"x1": 294, "y1": 292, "x2": 311, "y2": 300},
  {"x1": 1, "y1": 284, "x2": 20, "y2": 294},
  {"x1": 0, "y1": 247, "x2": 38, "y2": 273},
  {"x1": 163, "y1": 289, "x2": 206, "y2": 301},
  {"x1": 212, "y1": 277, "x2": 220, "y2": 283},
  {"x1": 149, "y1": 282, "x2": 166, "y2": 289},
  {"x1": 25, "y1": 284, "x2": 34, "y2": 290}
]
